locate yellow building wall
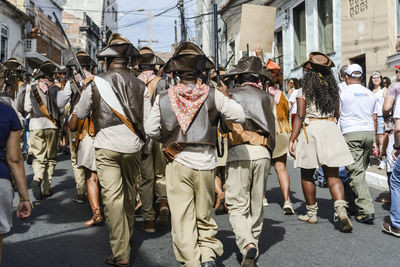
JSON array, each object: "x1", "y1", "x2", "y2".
[{"x1": 341, "y1": 0, "x2": 397, "y2": 80}]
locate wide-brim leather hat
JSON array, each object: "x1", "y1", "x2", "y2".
[
  {"x1": 163, "y1": 42, "x2": 214, "y2": 73},
  {"x1": 224, "y1": 56, "x2": 272, "y2": 79},
  {"x1": 97, "y1": 33, "x2": 140, "y2": 59},
  {"x1": 3, "y1": 57, "x2": 26, "y2": 71},
  {"x1": 302, "y1": 52, "x2": 335, "y2": 72},
  {"x1": 34, "y1": 61, "x2": 57, "y2": 79},
  {"x1": 66, "y1": 51, "x2": 96, "y2": 68},
  {"x1": 138, "y1": 46, "x2": 165, "y2": 66}
]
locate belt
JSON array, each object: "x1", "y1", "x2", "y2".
[{"x1": 303, "y1": 117, "x2": 337, "y2": 143}]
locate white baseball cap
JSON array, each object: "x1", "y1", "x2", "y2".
[{"x1": 345, "y1": 64, "x2": 363, "y2": 78}]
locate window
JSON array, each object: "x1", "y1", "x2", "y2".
[
  {"x1": 318, "y1": 0, "x2": 334, "y2": 53},
  {"x1": 274, "y1": 30, "x2": 283, "y2": 68},
  {"x1": 0, "y1": 26, "x2": 9, "y2": 64},
  {"x1": 293, "y1": 2, "x2": 306, "y2": 67}
]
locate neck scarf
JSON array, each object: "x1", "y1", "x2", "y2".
[
  {"x1": 168, "y1": 83, "x2": 210, "y2": 134},
  {"x1": 268, "y1": 85, "x2": 282, "y2": 105},
  {"x1": 241, "y1": 82, "x2": 263, "y2": 90},
  {"x1": 39, "y1": 79, "x2": 53, "y2": 93},
  {"x1": 138, "y1": 70, "x2": 157, "y2": 85}
]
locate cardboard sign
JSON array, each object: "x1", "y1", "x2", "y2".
[{"x1": 239, "y1": 4, "x2": 276, "y2": 52}]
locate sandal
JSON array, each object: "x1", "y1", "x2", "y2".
[
  {"x1": 104, "y1": 256, "x2": 130, "y2": 267},
  {"x1": 382, "y1": 222, "x2": 400, "y2": 237}
]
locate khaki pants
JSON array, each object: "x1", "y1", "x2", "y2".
[
  {"x1": 30, "y1": 129, "x2": 58, "y2": 192},
  {"x1": 344, "y1": 131, "x2": 375, "y2": 214},
  {"x1": 95, "y1": 148, "x2": 141, "y2": 261},
  {"x1": 166, "y1": 161, "x2": 223, "y2": 267},
  {"x1": 69, "y1": 130, "x2": 86, "y2": 195},
  {"x1": 138, "y1": 142, "x2": 167, "y2": 221},
  {"x1": 225, "y1": 158, "x2": 271, "y2": 256}
]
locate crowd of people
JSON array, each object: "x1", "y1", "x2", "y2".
[{"x1": 1, "y1": 32, "x2": 400, "y2": 267}]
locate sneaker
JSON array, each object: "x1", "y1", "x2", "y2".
[
  {"x1": 355, "y1": 213, "x2": 374, "y2": 224},
  {"x1": 283, "y1": 200, "x2": 294, "y2": 215},
  {"x1": 43, "y1": 190, "x2": 53, "y2": 198},
  {"x1": 378, "y1": 159, "x2": 386, "y2": 170},
  {"x1": 241, "y1": 247, "x2": 257, "y2": 267},
  {"x1": 31, "y1": 180, "x2": 43, "y2": 200},
  {"x1": 141, "y1": 220, "x2": 156, "y2": 233},
  {"x1": 73, "y1": 194, "x2": 85, "y2": 204}
]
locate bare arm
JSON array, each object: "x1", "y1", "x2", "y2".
[
  {"x1": 6, "y1": 130, "x2": 31, "y2": 219},
  {"x1": 383, "y1": 97, "x2": 395, "y2": 119},
  {"x1": 289, "y1": 98, "x2": 306, "y2": 157},
  {"x1": 392, "y1": 118, "x2": 400, "y2": 160}
]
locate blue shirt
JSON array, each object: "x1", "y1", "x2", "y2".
[{"x1": 0, "y1": 102, "x2": 22, "y2": 179}]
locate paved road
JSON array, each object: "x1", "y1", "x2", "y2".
[{"x1": 2, "y1": 153, "x2": 398, "y2": 267}]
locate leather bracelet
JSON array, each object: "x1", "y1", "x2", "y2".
[
  {"x1": 19, "y1": 198, "x2": 30, "y2": 202},
  {"x1": 393, "y1": 144, "x2": 400, "y2": 150}
]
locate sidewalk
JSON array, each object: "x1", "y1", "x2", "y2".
[{"x1": 366, "y1": 158, "x2": 389, "y2": 191}]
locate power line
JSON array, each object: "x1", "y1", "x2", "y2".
[{"x1": 185, "y1": 0, "x2": 254, "y2": 19}]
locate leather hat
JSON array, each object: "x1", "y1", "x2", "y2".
[
  {"x1": 3, "y1": 57, "x2": 26, "y2": 71},
  {"x1": 224, "y1": 56, "x2": 272, "y2": 79},
  {"x1": 138, "y1": 46, "x2": 165, "y2": 66},
  {"x1": 66, "y1": 51, "x2": 96, "y2": 68},
  {"x1": 163, "y1": 42, "x2": 214, "y2": 73},
  {"x1": 302, "y1": 52, "x2": 335, "y2": 72},
  {"x1": 96, "y1": 33, "x2": 140, "y2": 59},
  {"x1": 34, "y1": 61, "x2": 57, "y2": 79}
]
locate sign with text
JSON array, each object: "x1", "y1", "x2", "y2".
[{"x1": 239, "y1": 4, "x2": 276, "y2": 52}]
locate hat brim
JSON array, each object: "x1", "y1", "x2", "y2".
[
  {"x1": 138, "y1": 53, "x2": 165, "y2": 66},
  {"x1": 96, "y1": 43, "x2": 140, "y2": 59},
  {"x1": 224, "y1": 67, "x2": 272, "y2": 80},
  {"x1": 163, "y1": 54, "x2": 214, "y2": 73}
]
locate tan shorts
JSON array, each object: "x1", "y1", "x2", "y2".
[{"x1": 0, "y1": 179, "x2": 14, "y2": 234}]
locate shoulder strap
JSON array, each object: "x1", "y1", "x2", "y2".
[
  {"x1": 31, "y1": 85, "x2": 58, "y2": 127},
  {"x1": 148, "y1": 76, "x2": 162, "y2": 101}
]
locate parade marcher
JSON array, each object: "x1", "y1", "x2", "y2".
[
  {"x1": 340, "y1": 64, "x2": 377, "y2": 224},
  {"x1": 289, "y1": 52, "x2": 354, "y2": 232},
  {"x1": 75, "y1": 33, "x2": 148, "y2": 266},
  {"x1": 223, "y1": 56, "x2": 276, "y2": 267},
  {"x1": 145, "y1": 42, "x2": 245, "y2": 267},
  {"x1": 24, "y1": 61, "x2": 62, "y2": 200},
  {"x1": 136, "y1": 46, "x2": 169, "y2": 233},
  {"x1": 0, "y1": 100, "x2": 31, "y2": 265},
  {"x1": 267, "y1": 68, "x2": 295, "y2": 215},
  {"x1": 382, "y1": 66, "x2": 400, "y2": 236}
]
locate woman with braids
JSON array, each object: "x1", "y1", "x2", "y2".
[{"x1": 289, "y1": 52, "x2": 354, "y2": 233}]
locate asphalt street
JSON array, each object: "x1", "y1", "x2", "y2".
[{"x1": 2, "y1": 153, "x2": 398, "y2": 267}]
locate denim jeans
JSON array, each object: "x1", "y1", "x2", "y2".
[
  {"x1": 390, "y1": 157, "x2": 400, "y2": 228},
  {"x1": 316, "y1": 166, "x2": 349, "y2": 184}
]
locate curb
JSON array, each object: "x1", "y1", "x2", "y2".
[{"x1": 365, "y1": 171, "x2": 389, "y2": 191}]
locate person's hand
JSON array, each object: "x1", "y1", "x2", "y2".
[
  {"x1": 216, "y1": 81, "x2": 229, "y2": 98},
  {"x1": 255, "y1": 45, "x2": 263, "y2": 58},
  {"x1": 289, "y1": 140, "x2": 296, "y2": 158},
  {"x1": 392, "y1": 149, "x2": 400, "y2": 161},
  {"x1": 16, "y1": 201, "x2": 31, "y2": 219}
]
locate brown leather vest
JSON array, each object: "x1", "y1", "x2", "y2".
[
  {"x1": 30, "y1": 84, "x2": 61, "y2": 123},
  {"x1": 159, "y1": 87, "x2": 219, "y2": 147},
  {"x1": 228, "y1": 85, "x2": 276, "y2": 152},
  {"x1": 91, "y1": 70, "x2": 146, "y2": 141}
]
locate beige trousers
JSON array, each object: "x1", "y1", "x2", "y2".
[
  {"x1": 68, "y1": 130, "x2": 86, "y2": 195},
  {"x1": 30, "y1": 129, "x2": 58, "y2": 192},
  {"x1": 95, "y1": 148, "x2": 141, "y2": 261},
  {"x1": 225, "y1": 158, "x2": 271, "y2": 257},
  {"x1": 138, "y1": 142, "x2": 167, "y2": 221},
  {"x1": 166, "y1": 161, "x2": 223, "y2": 267}
]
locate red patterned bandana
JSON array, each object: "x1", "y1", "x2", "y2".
[
  {"x1": 241, "y1": 82, "x2": 263, "y2": 90},
  {"x1": 38, "y1": 79, "x2": 53, "y2": 93},
  {"x1": 168, "y1": 83, "x2": 210, "y2": 134},
  {"x1": 138, "y1": 70, "x2": 157, "y2": 85}
]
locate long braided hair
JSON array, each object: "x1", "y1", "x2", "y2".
[{"x1": 302, "y1": 68, "x2": 339, "y2": 116}]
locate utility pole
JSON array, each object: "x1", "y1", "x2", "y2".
[
  {"x1": 179, "y1": 0, "x2": 187, "y2": 42},
  {"x1": 174, "y1": 20, "x2": 178, "y2": 48}
]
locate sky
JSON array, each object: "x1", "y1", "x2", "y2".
[{"x1": 117, "y1": 0, "x2": 198, "y2": 53}]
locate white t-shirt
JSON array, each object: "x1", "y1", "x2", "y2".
[
  {"x1": 373, "y1": 88, "x2": 384, "y2": 117},
  {"x1": 340, "y1": 83, "x2": 377, "y2": 134},
  {"x1": 288, "y1": 89, "x2": 299, "y2": 114},
  {"x1": 338, "y1": 82, "x2": 347, "y2": 94}
]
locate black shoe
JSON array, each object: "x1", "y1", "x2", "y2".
[
  {"x1": 201, "y1": 261, "x2": 216, "y2": 267},
  {"x1": 241, "y1": 247, "x2": 257, "y2": 267},
  {"x1": 31, "y1": 180, "x2": 43, "y2": 200},
  {"x1": 355, "y1": 213, "x2": 375, "y2": 224},
  {"x1": 26, "y1": 153, "x2": 34, "y2": 165},
  {"x1": 43, "y1": 190, "x2": 53, "y2": 198}
]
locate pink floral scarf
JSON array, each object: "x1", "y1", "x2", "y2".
[
  {"x1": 241, "y1": 82, "x2": 263, "y2": 90},
  {"x1": 38, "y1": 79, "x2": 54, "y2": 93},
  {"x1": 168, "y1": 83, "x2": 210, "y2": 134},
  {"x1": 138, "y1": 70, "x2": 157, "y2": 85},
  {"x1": 268, "y1": 85, "x2": 282, "y2": 105}
]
